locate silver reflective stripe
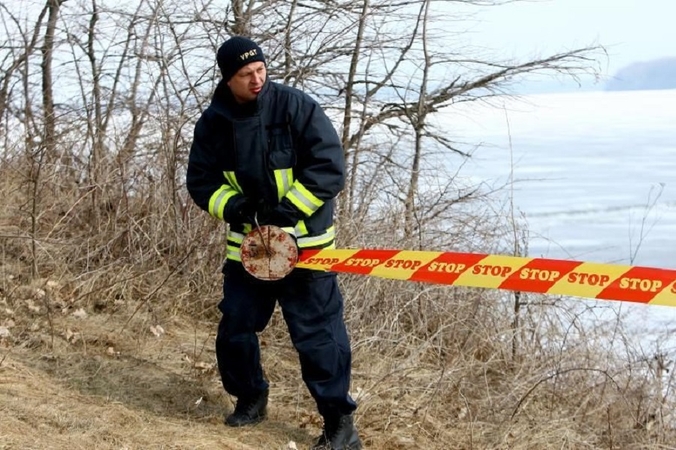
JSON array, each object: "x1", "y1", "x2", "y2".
[
  {"x1": 209, "y1": 185, "x2": 238, "y2": 220},
  {"x1": 281, "y1": 221, "x2": 307, "y2": 237},
  {"x1": 228, "y1": 230, "x2": 246, "y2": 244},
  {"x1": 274, "y1": 168, "x2": 293, "y2": 200},
  {"x1": 225, "y1": 230, "x2": 245, "y2": 261},
  {"x1": 295, "y1": 220, "x2": 308, "y2": 236},
  {"x1": 226, "y1": 230, "x2": 245, "y2": 261},
  {"x1": 281, "y1": 226, "x2": 295, "y2": 236},
  {"x1": 297, "y1": 226, "x2": 335, "y2": 248},
  {"x1": 210, "y1": 190, "x2": 229, "y2": 219},
  {"x1": 226, "y1": 245, "x2": 241, "y2": 261},
  {"x1": 286, "y1": 182, "x2": 323, "y2": 216}
]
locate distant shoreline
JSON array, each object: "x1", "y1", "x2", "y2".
[{"x1": 605, "y1": 57, "x2": 676, "y2": 91}]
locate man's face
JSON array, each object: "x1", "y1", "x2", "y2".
[{"x1": 227, "y1": 61, "x2": 267, "y2": 104}]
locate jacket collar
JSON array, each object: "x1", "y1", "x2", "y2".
[{"x1": 210, "y1": 77, "x2": 272, "y2": 119}]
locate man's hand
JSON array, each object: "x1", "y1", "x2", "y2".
[
  {"x1": 256, "y1": 200, "x2": 301, "y2": 227},
  {"x1": 239, "y1": 199, "x2": 258, "y2": 223},
  {"x1": 224, "y1": 195, "x2": 257, "y2": 224}
]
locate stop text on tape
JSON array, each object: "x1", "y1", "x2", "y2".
[{"x1": 297, "y1": 250, "x2": 676, "y2": 306}]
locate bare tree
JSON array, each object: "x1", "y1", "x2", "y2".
[{"x1": 40, "y1": 0, "x2": 64, "y2": 163}]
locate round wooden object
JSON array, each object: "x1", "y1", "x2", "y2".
[{"x1": 240, "y1": 225, "x2": 299, "y2": 280}]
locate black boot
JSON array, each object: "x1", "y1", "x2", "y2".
[
  {"x1": 224, "y1": 389, "x2": 268, "y2": 427},
  {"x1": 311, "y1": 414, "x2": 362, "y2": 450}
]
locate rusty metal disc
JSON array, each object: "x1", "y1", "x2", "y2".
[{"x1": 240, "y1": 225, "x2": 299, "y2": 280}]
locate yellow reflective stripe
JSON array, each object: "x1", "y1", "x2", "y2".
[
  {"x1": 295, "y1": 220, "x2": 308, "y2": 236},
  {"x1": 281, "y1": 220, "x2": 308, "y2": 238},
  {"x1": 226, "y1": 246, "x2": 241, "y2": 261},
  {"x1": 227, "y1": 230, "x2": 245, "y2": 244},
  {"x1": 223, "y1": 171, "x2": 243, "y2": 194},
  {"x1": 274, "y1": 168, "x2": 294, "y2": 201},
  {"x1": 226, "y1": 230, "x2": 244, "y2": 261},
  {"x1": 226, "y1": 243, "x2": 241, "y2": 252},
  {"x1": 286, "y1": 181, "x2": 324, "y2": 216},
  {"x1": 208, "y1": 185, "x2": 239, "y2": 220},
  {"x1": 298, "y1": 235, "x2": 334, "y2": 248},
  {"x1": 297, "y1": 226, "x2": 335, "y2": 248}
]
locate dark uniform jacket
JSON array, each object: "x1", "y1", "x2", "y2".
[{"x1": 187, "y1": 78, "x2": 345, "y2": 261}]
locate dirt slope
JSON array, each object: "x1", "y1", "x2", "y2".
[{"x1": 0, "y1": 310, "x2": 327, "y2": 450}]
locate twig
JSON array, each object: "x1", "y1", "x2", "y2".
[{"x1": 119, "y1": 246, "x2": 196, "y2": 333}]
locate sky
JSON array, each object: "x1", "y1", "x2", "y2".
[{"x1": 455, "y1": 0, "x2": 676, "y2": 92}]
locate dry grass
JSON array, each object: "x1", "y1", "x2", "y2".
[
  {"x1": 0, "y1": 301, "x2": 321, "y2": 450},
  {"x1": 3, "y1": 263, "x2": 676, "y2": 449},
  {"x1": 1, "y1": 356, "x2": 255, "y2": 450}
]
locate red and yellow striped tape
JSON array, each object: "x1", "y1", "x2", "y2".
[{"x1": 296, "y1": 249, "x2": 676, "y2": 306}]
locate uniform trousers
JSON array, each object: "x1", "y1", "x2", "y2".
[{"x1": 216, "y1": 262, "x2": 357, "y2": 417}]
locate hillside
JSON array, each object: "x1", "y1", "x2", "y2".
[{"x1": 606, "y1": 57, "x2": 676, "y2": 91}]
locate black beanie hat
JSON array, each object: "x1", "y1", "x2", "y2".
[{"x1": 217, "y1": 36, "x2": 266, "y2": 81}]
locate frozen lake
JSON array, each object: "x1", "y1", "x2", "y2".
[
  {"x1": 440, "y1": 88, "x2": 676, "y2": 334},
  {"x1": 444, "y1": 89, "x2": 676, "y2": 270}
]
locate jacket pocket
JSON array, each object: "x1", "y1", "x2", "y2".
[{"x1": 267, "y1": 123, "x2": 296, "y2": 169}]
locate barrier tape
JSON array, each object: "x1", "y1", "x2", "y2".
[{"x1": 296, "y1": 249, "x2": 676, "y2": 307}]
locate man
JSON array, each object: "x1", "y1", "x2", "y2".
[{"x1": 186, "y1": 36, "x2": 362, "y2": 450}]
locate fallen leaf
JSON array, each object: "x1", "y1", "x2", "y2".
[
  {"x1": 0, "y1": 326, "x2": 10, "y2": 338},
  {"x1": 65, "y1": 328, "x2": 79, "y2": 343},
  {"x1": 457, "y1": 406, "x2": 468, "y2": 420},
  {"x1": 194, "y1": 361, "x2": 215, "y2": 372},
  {"x1": 26, "y1": 299, "x2": 40, "y2": 313},
  {"x1": 72, "y1": 308, "x2": 88, "y2": 319}
]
